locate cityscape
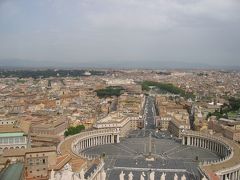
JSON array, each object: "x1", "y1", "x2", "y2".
[
  {"x1": 0, "y1": 0, "x2": 240, "y2": 180},
  {"x1": 0, "y1": 69, "x2": 240, "y2": 180}
]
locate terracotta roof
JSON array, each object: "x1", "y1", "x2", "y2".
[
  {"x1": 0, "y1": 125, "x2": 23, "y2": 133},
  {"x1": 50, "y1": 154, "x2": 71, "y2": 170},
  {"x1": 3, "y1": 147, "x2": 56, "y2": 157},
  {"x1": 0, "y1": 120, "x2": 30, "y2": 134}
]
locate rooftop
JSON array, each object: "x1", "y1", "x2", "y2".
[
  {"x1": 0, "y1": 162, "x2": 23, "y2": 180},
  {"x1": 3, "y1": 146, "x2": 56, "y2": 157}
]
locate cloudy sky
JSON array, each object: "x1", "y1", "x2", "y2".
[{"x1": 0, "y1": 0, "x2": 240, "y2": 68}]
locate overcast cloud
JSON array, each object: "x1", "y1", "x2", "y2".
[{"x1": 0, "y1": 0, "x2": 240, "y2": 68}]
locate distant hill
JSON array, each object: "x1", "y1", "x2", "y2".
[{"x1": 0, "y1": 58, "x2": 239, "y2": 70}]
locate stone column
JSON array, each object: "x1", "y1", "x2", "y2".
[
  {"x1": 182, "y1": 136, "x2": 185, "y2": 145},
  {"x1": 111, "y1": 135, "x2": 114, "y2": 143},
  {"x1": 234, "y1": 171, "x2": 237, "y2": 180},
  {"x1": 117, "y1": 135, "x2": 120, "y2": 143},
  {"x1": 220, "y1": 175, "x2": 223, "y2": 180},
  {"x1": 187, "y1": 137, "x2": 190, "y2": 145}
]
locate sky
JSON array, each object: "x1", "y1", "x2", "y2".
[{"x1": 0, "y1": 0, "x2": 240, "y2": 68}]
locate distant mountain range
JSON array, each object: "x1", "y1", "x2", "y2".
[{"x1": 0, "y1": 58, "x2": 239, "y2": 70}]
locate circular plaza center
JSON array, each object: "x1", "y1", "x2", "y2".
[{"x1": 82, "y1": 129, "x2": 219, "y2": 180}]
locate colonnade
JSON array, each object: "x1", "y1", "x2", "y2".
[
  {"x1": 181, "y1": 131, "x2": 240, "y2": 180},
  {"x1": 76, "y1": 134, "x2": 118, "y2": 150},
  {"x1": 219, "y1": 170, "x2": 240, "y2": 180},
  {"x1": 71, "y1": 128, "x2": 120, "y2": 158},
  {"x1": 182, "y1": 135, "x2": 231, "y2": 158}
]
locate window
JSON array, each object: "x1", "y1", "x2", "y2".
[
  {"x1": 15, "y1": 137, "x2": 19, "y2": 143},
  {"x1": 20, "y1": 137, "x2": 25, "y2": 143},
  {"x1": 30, "y1": 171, "x2": 32, "y2": 173},
  {"x1": 43, "y1": 159, "x2": 45, "y2": 164}
]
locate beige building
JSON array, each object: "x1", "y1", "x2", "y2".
[
  {"x1": 168, "y1": 118, "x2": 190, "y2": 138},
  {"x1": 2, "y1": 146, "x2": 57, "y2": 180},
  {"x1": 208, "y1": 118, "x2": 240, "y2": 143},
  {"x1": 155, "y1": 95, "x2": 190, "y2": 134},
  {"x1": 93, "y1": 112, "x2": 139, "y2": 137},
  {"x1": 31, "y1": 117, "x2": 69, "y2": 136}
]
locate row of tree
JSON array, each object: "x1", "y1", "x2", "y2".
[
  {"x1": 95, "y1": 86, "x2": 125, "y2": 98},
  {"x1": 0, "y1": 69, "x2": 105, "y2": 79},
  {"x1": 141, "y1": 81, "x2": 195, "y2": 99},
  {"x1": 64, "y1": 125, "x2": 85, "y2": 137}
]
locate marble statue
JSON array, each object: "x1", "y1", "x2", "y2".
[
  {"x1": 80, "y1": 169, "x2": 85, "y2": 180},
  {"x1": 174, "y1": 173, "x2": 178, "y2": 180},
  {"x1": 140, "y1": 172, "x2": 146, "y2": 180},
  {"x1": 64, "y1": 163, "x2": 72, "y2": 171},
  {"x1": 119, "y1": 171, "x2": 125, "y2": 180},
  {"x1": 160, "y1": 172, "x2": 166, "y2": 180},
  {"x1": 101, "y1": 169, "x2": 106, "y2": 180},
  {"x1": 128, "y1": 172, "x2": 134, "y2": 180},
  {"x1": 149, "y1": 171, "x2": 155, "y2": 180},
  {"x1": 49, "y1": 169, "x2": 55, "y2": 180},
  {"x1": 181, "y1": 174, "x2": 186, "y2": 180}
]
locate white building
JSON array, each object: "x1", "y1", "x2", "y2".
[{"x1": 0, "y1": 120, "x2": 30, "y2": 154}]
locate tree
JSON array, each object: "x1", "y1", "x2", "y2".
[{"x1": 64, "y1": 125, "x2": 85, "y2": 137}]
